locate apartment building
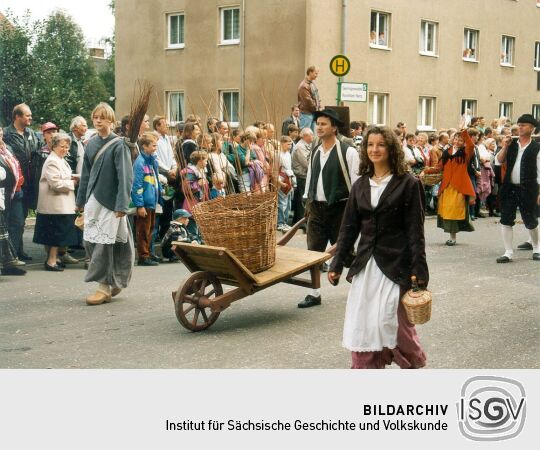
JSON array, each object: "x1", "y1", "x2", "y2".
[{"x1": 115, "y1": 0, "x2": 540, "y2": 131}]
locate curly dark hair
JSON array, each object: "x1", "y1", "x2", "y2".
[{"x1": 359, "y1": 126, "x2": 408, "y2": 177}]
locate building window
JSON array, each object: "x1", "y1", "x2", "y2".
[
  {"x1": 167, "y1": 91, "x2": 185, "y2": 124},
  {"x1": 368, "y1": 93, "x2": 388, "y2": 126},
  {"x1": 499, "y1": 102, "x2": 513, "y2": 121},
  {"x1": 460, "y1": 99, "x2": 477, "y2": 127},
  {"x1": 220, "y1": 91, "x2": 239, "y2": 126},
  {"x1": 501, "y1": 35, "x2": 515, "y2": 66},
  {"x1": 220, "y1": 7, "x2": 240, "y2": 45},
  {"x1": 463, "y1": 28, "x2": 479, "y2": 61},
  {"x1": 420, "y1": 20, "x2": 438, "y2": 56},
  {"x1": 168, "y1": 14, "x2": 185, "y2": 48},
  {"x1": 418, "y1": 97, "x2": 436, "y2": 131},
  {"x1": 370, "y1": 11, "x2": 390, "y2": 48},
  {"x1": 535, "y1": 42, "x2": 540, "y2": 70},
  {"x1": 532, "y1": 104, "x2": 540, "y2": 121}
]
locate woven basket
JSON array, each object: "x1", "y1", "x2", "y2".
[
  {"x1": 401, "y1": 288, "x2": 432, "y2": 325},
  {"x1": 192, "y1": 191, "x2": 278, "y2": 273},
  {"x1": 423, "y1": 173, "x2": 442, "y2": 186}
]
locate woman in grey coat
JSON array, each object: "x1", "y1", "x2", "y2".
[{"x1": 76, "y1": 103, "x2": 134, "y2": 305}]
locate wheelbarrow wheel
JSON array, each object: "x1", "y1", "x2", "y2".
[{"x1": 174, "y1": 271, "x2": 223, "y2": 331}]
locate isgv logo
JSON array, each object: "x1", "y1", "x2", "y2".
[{"x1": 457, "y1": 376, "x2": 526, "y2": 441}]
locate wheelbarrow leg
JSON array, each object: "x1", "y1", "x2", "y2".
[{"x1": 309, "y1": 266, "x2": 321, "y2": 289}]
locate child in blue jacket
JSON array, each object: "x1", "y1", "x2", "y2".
[{"x1": 131, "y1": 132, "x2": 163, "y2": 266}]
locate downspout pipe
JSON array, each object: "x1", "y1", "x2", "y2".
[
  {"x1": 339, "y1": 0, "x2": 348, "y2": 106},
  {"x1": 240, "y1": 0, "x2": 246, "y2": 125}
]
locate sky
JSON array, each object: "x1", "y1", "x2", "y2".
[{"x1": 1, "y1": 0, "x2": 114, "y2": 46}]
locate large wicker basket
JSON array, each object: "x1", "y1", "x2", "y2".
[
  {"x1": 401, "y1": 281, "x2": 432, "y2": 325},
  {"x1": 192, "y1": 191, "x2": 278, "y2": 273}
]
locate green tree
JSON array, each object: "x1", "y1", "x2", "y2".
[
  {"x1": 31, "y1": 10, "x2": 109, "y2": 129},
  {"x1": 0, "y1": 12, "x2": 36, "y2": 126}
]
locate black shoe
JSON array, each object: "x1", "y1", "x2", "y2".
[
  {"x1": 298, "y1": 295, "x2": 321, "y2": 308},
  {"x1": 168, "y1": 256, "x2": 180, "y2": 263},
  {"x1": 18, "y1": 252, "x2": 32, "y2": 261},
  {"x1": 44, "y1": 262, "x2": 64, "y2": 272},
  {"x1": 533, "y1": 253, "x2": 540, "y2": 261},
  {"x1": 477, "y1": 212, "x2": 487, "y2": 218},
  {"x1": 150, "y1": 254, "x2": 163, "y2": 263},
  {"x1": 470, "y1": 216, "x2": 476, "y2": 221},
  {"x1": 1, "y1": 266, "x2": 27, "y2": 276},
  {"x1": 445, "y1": 239, "x2": 456, "y2": 246},
  {"x1": 517, "y1": 242, "x2": 533, "y2": 251},
  {"x1": 489, "y1": 212, "x2": 501, "y2": 217},
  {"x1": 496, "y1": 256, "x2": 512, "y2": 263},
  {"x1": 138, "y1": 258, "x2": 158, "y2": 266},
  {"x1": 56, "y1": 260, "x2": 66, "y2": 268},
  {"x1": 320, "y1": 262, "x2": 329, "y2": 273}
]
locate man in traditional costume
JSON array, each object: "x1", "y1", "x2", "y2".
[
  {"x1": 299, "y1": 108, "x2": 360, "y2": 308},
  {"x1": 495, "y1": 114, "x2": 540, "y2": 263}
]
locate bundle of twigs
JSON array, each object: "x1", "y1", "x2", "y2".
[{"x1": 127, "y1": 80, "x2": 153, "y2": 153}]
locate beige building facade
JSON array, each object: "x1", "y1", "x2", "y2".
[{"x1": 116, "y1": 0, "x2": 540, "y2": 132}]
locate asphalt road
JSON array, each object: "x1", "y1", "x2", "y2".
[{"x1": 0, "y1": 215, "x2": 538, "y2": 369}]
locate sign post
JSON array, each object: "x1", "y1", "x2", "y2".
[{"x1": 329, "y1": 54, "x2": 351, "y2": 104}]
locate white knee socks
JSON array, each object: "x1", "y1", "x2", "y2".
[
  {"x1": 529, "y1": 226, "x2": 539, "y2": 253},
  {"x1": 501, "y1": 225, "x2": 514, "y2": 258}
]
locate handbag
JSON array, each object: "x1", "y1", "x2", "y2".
[{"x1": 401, "y1": 276, "x2": 432, "y2": 325}]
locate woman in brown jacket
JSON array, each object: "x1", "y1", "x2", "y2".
[{"x1": 329, "y1": 126, "x2": 429, "y2": 369}]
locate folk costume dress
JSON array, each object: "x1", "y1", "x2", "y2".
[
  {"x1": 330, "y1": 173, "x2": 429, "y2": 369},
  {"x1": 76, "y1": 134, "x2": 134, "y2": 290},
  {"x1": 436, "y1": 130, "x2": 476, "y2": 234}
]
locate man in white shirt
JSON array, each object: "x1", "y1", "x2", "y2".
[
  {"x1": 495, "y1": 114, "x2": 540, "y2": 262},
  {"x1": 67, "y1": 116, "x2": 88, "y2": 175},
  {"x1": 299, "y1": 109, "x2": 360, "y2": 308},
  {"x1": 153, "y1": 116, "x2": 178, "y2": 239}
]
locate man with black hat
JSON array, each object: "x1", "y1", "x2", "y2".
[
  {"x1": 298, "y1": 108, "x2": 360, "y2": 308},
  {"x1": 495, "y1": 113, "x2": 540, "y2": 262}
]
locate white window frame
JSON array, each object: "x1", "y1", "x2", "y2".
[
  {"x1": 499, "y1": 102, "x2": 513, "y2": 121},
  {"x1": 419, "y1": 20, "x2": 438, "y2": 56},
  {"x1": 369, "y1": 11, "x2": 391, "y2": 50},
  {"x1": 534, "y1": 42, "x2": 540, "y2": 70},
  {"x1": 461, "y1": 99, "x2": 477, "y2": 117},
  {"x1": 532, "y1": 104, "x2": 540, "y2": 121},
  {"x1": 368, "y1": 93, "x2": 388, "y2": 126},
  {"x1": 463, "y1": 28, "x2": 479, "y2": 62},
  {"x1": 220, "y1": 6, "x2": 240, "y2": 45},
  {"x1": 166, "y1": 91, "x2": 185, "y2": 125},
  {"x1": 418, "y1": 97, "x2": 436, "y2": 131},
  {"x1": 167, "y1": 13, "x2": 185, "y2": 49},
  {"x1": 501, "y1": 35, "x2": 515, "y2": 66},
  {"x1": 220, "y1": 90, "x2": 240, "y2": 127}
]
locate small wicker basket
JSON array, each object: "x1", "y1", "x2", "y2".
[
  {"x1": 401, "y1": 276, "x2": 432, "y2": 325},
  {"x1": 192, "y1": 191, "x2": 278, "y2": 273},
  {"x1": 423, "y1": 173, "x2": 442, "y2": 186}
]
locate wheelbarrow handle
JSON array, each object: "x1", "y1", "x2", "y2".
[{"x1": 277, "y1": 218, "x2": 307, "y2": 246}]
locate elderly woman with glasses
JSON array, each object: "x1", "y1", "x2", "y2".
[{"x1": 33, "y1": 133, "x2": 79, "y2": 271}]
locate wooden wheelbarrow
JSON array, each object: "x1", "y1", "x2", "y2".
[{"x1": 171, "y1": 218, "x2": 332, "y2": 331}]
